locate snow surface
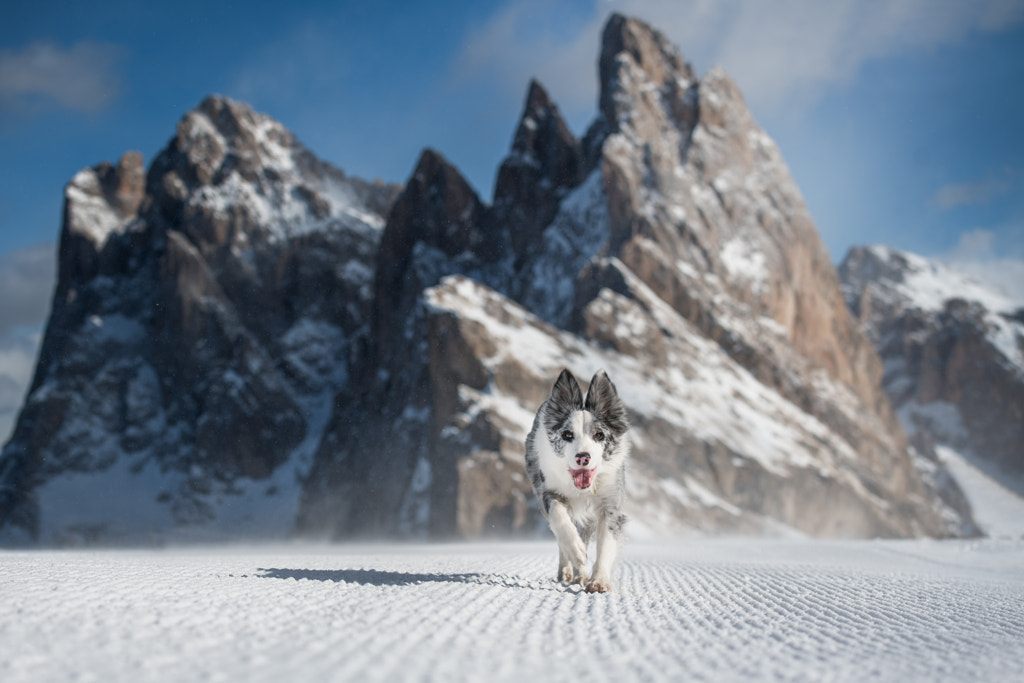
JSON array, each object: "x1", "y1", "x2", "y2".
[{"x1": 1, "y1": 539, "x2": 1022, "y2": 682}]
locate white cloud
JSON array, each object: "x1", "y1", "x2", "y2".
[
  {"x1": 453, "y1": 0, "x2": 603, "y2": 125},
  {"x1": 0, "y1": 243, "x2": 52, "y2": 445},
  {"x1": 941, "y1": 228, "x2": 1024, "y2": 305},
  {"x1": 453, "y1": 0, "x2": 1024, "y2": 118},
  {"x1": 0, "y1": 243, "x2": 55, "y2": 336},
  {"x1": 0, "y1": 333, "x2": 39, "y2": 445},
  {"x1": 0, "y1": 41, "x2": 122, "y2": 115}
]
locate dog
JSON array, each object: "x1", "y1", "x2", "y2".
[{"x1": 525, "y1": 368, "x2": 629, "y2": 593}]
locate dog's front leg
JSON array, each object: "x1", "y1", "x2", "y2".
[
  {"x1": 547, "y1": 501, "x2": 588, "y2": 584},
  {"x1": 587, "y1": 510, "x2": 625, "y2": 593}
]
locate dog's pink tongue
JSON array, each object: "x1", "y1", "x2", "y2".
[{"x1": 571, "y1": 469, "x2": 595, "y2": 490}]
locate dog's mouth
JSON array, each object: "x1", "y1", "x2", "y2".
[{"x1": 570, "y1": 468, "x2": 596, "y2": 490}]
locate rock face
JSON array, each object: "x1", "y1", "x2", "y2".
[
  {"x1": 840, "y1": 245, "x2": 1024, "y2": 493},
  {"x1": 1, "y1": 14, "x2": 973, "y2": 544}
]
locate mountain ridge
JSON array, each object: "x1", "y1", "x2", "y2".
[{"x1": 0, "y1": 13, "x2": 975, "y2": 544}]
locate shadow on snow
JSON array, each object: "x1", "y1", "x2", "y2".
[{"x1": 255, "y1": 567, "x2": 572, "y2": 592}]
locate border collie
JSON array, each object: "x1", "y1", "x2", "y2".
[{"x1": 525, "y1": 369, "x2": 629, "y2": 593}]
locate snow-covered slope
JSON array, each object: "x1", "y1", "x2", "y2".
[{"x1": 2, "y1": 540, "x2": 1022, "y2": 682}]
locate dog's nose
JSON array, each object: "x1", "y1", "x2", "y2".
[{"x1": 575, "y1": 453, "x2": 590, "y2": 467}]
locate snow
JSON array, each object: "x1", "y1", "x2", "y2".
[
  {"x1": 874, "y1": 245, "x2": 1022, "y2": 314},
  {"x1": 183, "y1": 105, "x2": 385, "y2": 245},
  {"x1": 720, "y1": 235, "x2": 769, "y2": 294},
  {"x1": 1, "y1": 539, "x2": 1022, "y2": 682},
  {"x1": 33, "y1": 453, "x2": 179, "y2": 544},
  {"x1": 936, "y1": 446, "x2": 1024, "y2": 540},
  {"x1": 64, "y1": 168, "x2": 128, "y2": 245}
]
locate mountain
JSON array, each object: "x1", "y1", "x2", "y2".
[
  {"x1": 0, "y1": 97, "x2": 399, "y2": 543},
  {"x1": 0, "y1": 14, "x2": 974, "y2": 544},
  {"x1": 840, "y1": 245, "x2": 1024, "y2": 495}
]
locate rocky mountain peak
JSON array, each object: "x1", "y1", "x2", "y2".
[
  {"x1": 168, "y1": 94, "x2": 292, "y2": 187},
  {"x1": 599, "y1": 13, "x2": 696, "y2": 101},
  {"x1": 145, "y1": 94, "x2": 397, "y2": 266},
  {"x1": 0, "y1": 93, "x2": 402, "y2": 544},
  {"x1": 373, "y1": 148, "x2": 489, "y2": 362},
  {"x1": 591, "y1": 14, "x2": 887, "y2": 417},
  {"x1": 390, "y1": 148, "x2": 486, "y2": 259},
  {"x1": 598, "y1": 13, "x2": 697, "y2": 138},
  {"x1": 505, "y1": 80, "x2": 583, "y2": 183}
]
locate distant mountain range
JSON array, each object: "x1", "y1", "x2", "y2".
[{"x1": 4, "y1": 13, "x2": 1012, "y2": 545}]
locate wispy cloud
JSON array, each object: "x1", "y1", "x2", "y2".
[
  {"x1": 453, "y1": 0, "x2": 601, "y2": 125},
  {"x1": 453, "y1": 0, "x2": 1024, "y2": 118},
  {"x1": 942, "y1": 228, "x2": 1024, "y2": 304},
  {"x1": 0, "y1": 41, "x2": 122, "y2": 116},
  {"x1": 0, "y1": 243, "x2": 52, "y2": 444},
  {"x1": 0, "y1": 333, "x2": 39, "y2": 444},
  {"x1": 0, "y1": 243, "x2": 55, "y2": 336},
  {"x1": 229, "y1": 21, "x2": 345, "y2": 106},
  {"x1": 931, "y1": 173, "x2": 1015, "y2": 210}
]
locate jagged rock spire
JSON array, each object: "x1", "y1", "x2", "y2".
[
  {"x1": 598, "y1": 13, "x2": 697, "y2": 134},
  {"x1": 492, "y1": 79, "x2": 586, "y2": 263}
]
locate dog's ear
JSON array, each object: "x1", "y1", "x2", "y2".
[
  {"x1": 543, "y1": 369, "x2": 584, "y2": 432},
  {"x1": 550, "y1": 368, "x2": 584, "y2": 410},
  {"x1": 585, "y1": 370, "x2": 629, "y2": 434}
]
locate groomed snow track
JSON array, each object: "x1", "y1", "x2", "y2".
[{"x1": 2, "y1": 540, "x2": 1022, "y2": 681}]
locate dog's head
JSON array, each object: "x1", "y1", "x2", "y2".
[{"x1": 541, "y1": 368, "x2": 629, "y2": 490}]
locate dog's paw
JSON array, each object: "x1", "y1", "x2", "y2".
[
  {"x1": 557, "y1": 537, "x2": 588, "y2": 583},
  {"x1": 585, "y1": 575, "x2": 612, "y2": 593},
  {"x1": 557, "y1": 565, "x2": 589, "y2": 585}
]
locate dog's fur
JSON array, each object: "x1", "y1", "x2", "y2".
[{"x1": 525, "y1": 369, "x2": 629, "y2": 593}]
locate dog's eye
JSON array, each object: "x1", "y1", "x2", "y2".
[
  {"x1": 561, "y1": 430, "x2": 574, "y2": 442},
  {"x1": 594, "y1": 430, "x2": 605, "y2": 442}
]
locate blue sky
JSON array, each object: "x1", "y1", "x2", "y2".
[{"x1": 2, "y1": 0, "x2": 1024, "y2": 438}]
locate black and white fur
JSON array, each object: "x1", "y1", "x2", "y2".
[{"x1": 525, "y1": 368, "x2": 629, "y2": 593}]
